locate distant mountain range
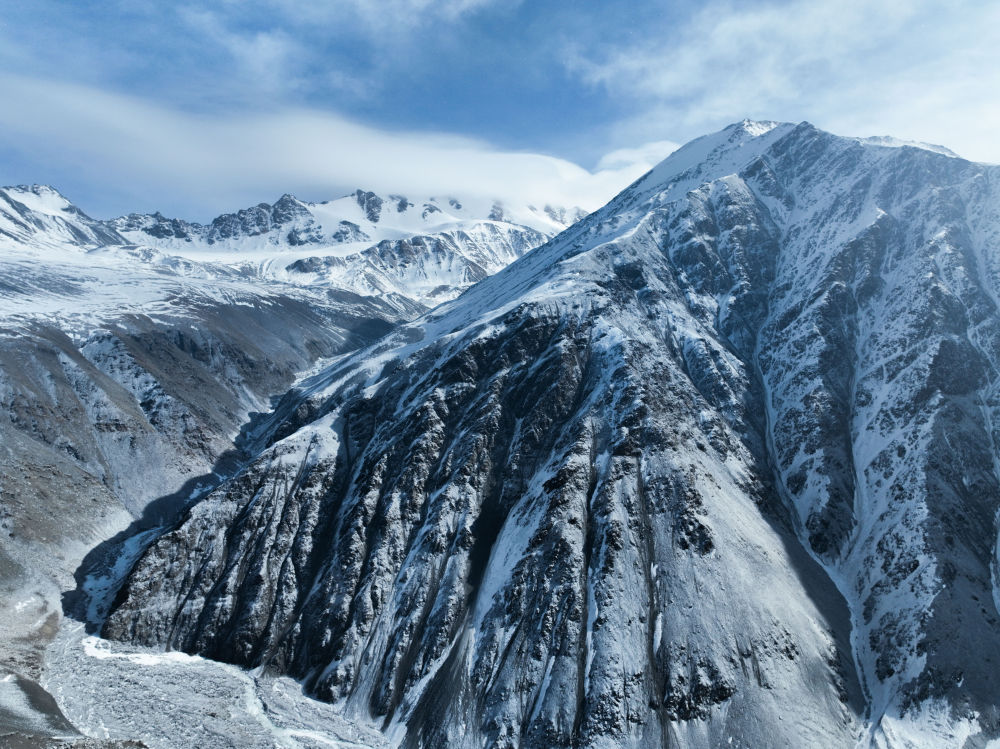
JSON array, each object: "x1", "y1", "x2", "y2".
[{"x1": 0, "y1": 184, "x2": 585, "y2": 313}]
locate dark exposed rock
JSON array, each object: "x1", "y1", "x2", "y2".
[{"x1": 355, "y1": 190, "x2": 383, "y2": 223}]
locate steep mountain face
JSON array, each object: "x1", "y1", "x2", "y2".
[
  {"x1": 103, "y1": 121, "x2": 1000, "y2": 746},
  {"x1": 0, "y1": 184, "x2": 572, "y2": 744}
]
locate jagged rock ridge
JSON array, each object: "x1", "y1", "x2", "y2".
[{"x1": 108, "y1": 190, "x2": 585, "y2": 308}]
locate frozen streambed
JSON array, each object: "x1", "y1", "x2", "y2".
[{"x1": 42, "y1": 622, "x2": 389, "y2": 749}]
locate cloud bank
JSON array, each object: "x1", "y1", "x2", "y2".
[
  {"x1": 566, "y1": 0, "x2": 1000, "y2": 164},
  {"x1": 2, "y1": 0, "x2": 997, "y2": 220},
  {"x1": 0, "y1": 74, "x2": 673, "y2": 220}
]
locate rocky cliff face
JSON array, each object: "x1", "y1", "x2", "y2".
[{"x1": 104, "y1": 121, "x2": 1000, "y2": 746}]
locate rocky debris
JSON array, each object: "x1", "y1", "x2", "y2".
[{"x1": 0, "y1": 736, "x2": 147, "y2": 748}]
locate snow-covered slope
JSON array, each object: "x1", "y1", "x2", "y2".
[
  {"x1": 109, "y1": 190, "x2": 585, "y2": 307},
  {"x1": 0, "y1": 184, "x2": 124, "y2": 249},
  {"x1": 110, "y1": 190, "x2": 576, "y2": 251},
  {"x1": 103, "y1": 120, "x2": 1000, "y2": 747},
  {"x1": 281, "y1": 221, "x2": 550, "y2": 306},
  {"x1": 0, "y1": 185, "x2": 581, "y2": 319},
  {"x1": 0, "y1": 269, "x2": 400, "y2": 746}
]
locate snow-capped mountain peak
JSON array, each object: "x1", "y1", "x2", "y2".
[
  {"x1": 0, "y1": 183, "x2": 586, "y2": 325},
  {"x1": 0, "y1": 184, "x2": 124, "y2": 249},
  {"x1": 104, "y1": 188, "x2": 587, "y2": 308},
  {"x1": 110, "y1": 188, "x2": 583, "y2": 253}
]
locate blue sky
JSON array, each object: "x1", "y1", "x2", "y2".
[{"x1": 1, "y1": 0, "x2": 998, "y2": 219}]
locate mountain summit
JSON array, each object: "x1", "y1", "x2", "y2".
[{"x1": 101, "y1": 120, "x2": 1000, "y2": 747}]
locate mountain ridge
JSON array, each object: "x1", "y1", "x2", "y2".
[
  {"x1": 108, "y1": 189, "x2": 584, "y2": 251},
  {"x1": 102, "y1": 120, "x2": 1000, "y2": 746}
]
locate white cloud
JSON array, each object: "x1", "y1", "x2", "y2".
[
  {"x1": 597, "y1": 140, "x2": 680, "y2": 172},
  {"x1": 566, "y1": 0, "x2": 1000, "y2": 164},
  {"x1": 251, "y1": 0, "x2": 512, "y2": 33},
  {"x1": 0, "y1": 73, "x2": 654, "y2": 219},
  {"x1": 177, "y1": 8, "x2": 302, "y2": 96}
]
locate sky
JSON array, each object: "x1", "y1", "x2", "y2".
[{"x1": 1, "y1": 0, "x2": 998, "y2": 220}]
